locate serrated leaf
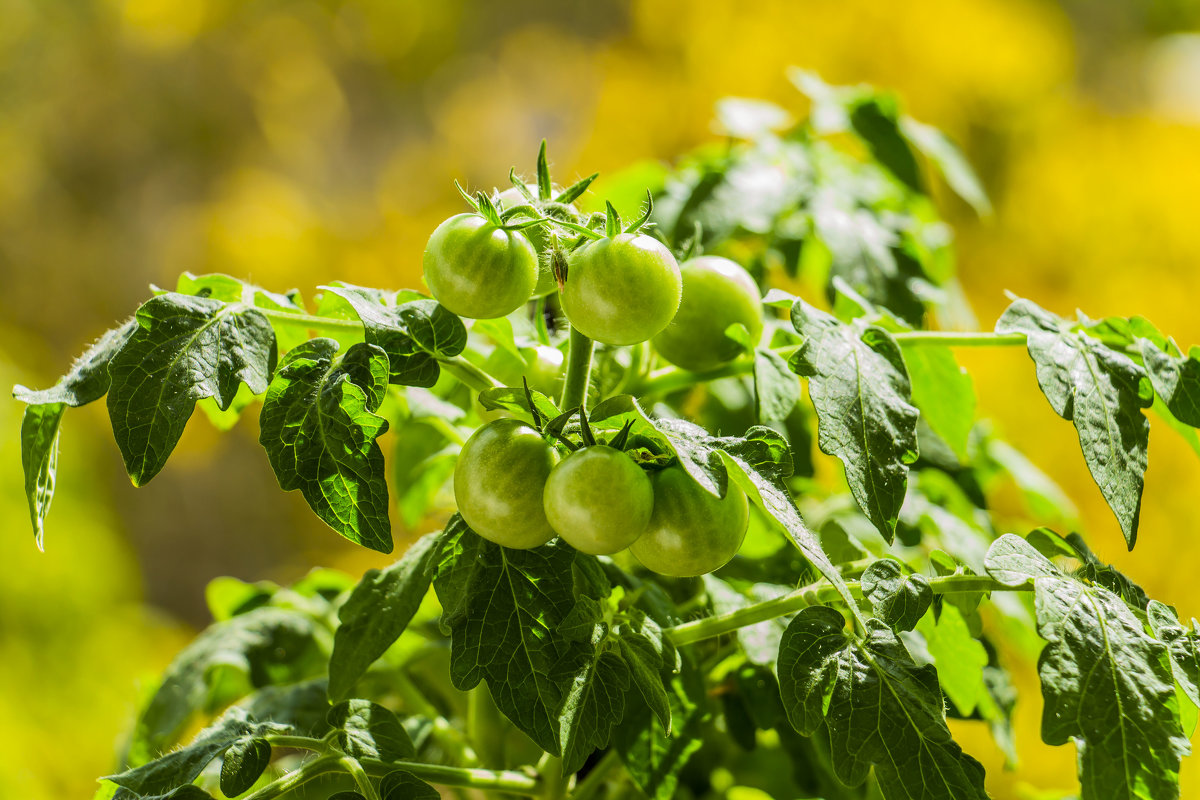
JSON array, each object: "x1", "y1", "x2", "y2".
[
  {"x1": 983, "y1": 533, "x2": 1060, "y2": 586},
  {"x1": 259, "y1": 339, "x2": 392, "y2": 553},
  {"x1": 614, "y1": 656, "x2": 706, "y2": 800},
  {"x1": 219, "y1": 736, "x2": 271, "y2": 797},
  {"x1": 778, "y1": 606, "x2": 988, "y2": 800},
  {"x1": 127, "y1": 607, "x2": 325, "y2": 765},
  {"x1": 790, "y1": 300, "x2": 918, "y2": 541},
  {"x1": 238, "y1": 679, "x2": 333, "y2": 739},
  {"x1": 19, "y1": 402, "x2": 64, "y2": 550},
  {"x1": 1037, "y1": 577, "x2": 1186, "y2": 798},
  {"x1": 615, "y1": 612, "x2": 673, "y2": 734},
  {"x1": 13, "y1": 319, "x2": 138, "y2": 407},
  {"x1": 1148, "y1": 601, "x2": 1200, "y2": 710},
  {"x1": 325, "y1": 285, "x2": 466, "y2": 387},
  {"x1": 1140, "y1": 340, "x2": 1200, "y2": 428},
  {"x1": 328, "y1": 700, "x2": 415, "y2": 762},
  {"x1": 430, "y1": 516, "x2": 588, "y2": 755},
  {"x1": 108, "y1": 710, "x2": 286, "y2": 796},
  {"x1": 904, "y1": 344, "x2": 975, "y2": 461},
  {"x1": 554, "y1": 601, "x2": 631, "y2": 774},
  {"x1": 329, "y1": 534, "x2": 439, "y2": 702},
  {"x1": 105, "y1": 294, "x2": 276, "y2": 485},
  {"x1": 998, "y1": 299, "x2": 1152, "y2": 547},
  {"x1": 379, "y1": 770, "x2": 439, "y2": 800},
  {"x1": 754, "y1": 347, "x2": 800, "y2": 424},
  {"x1": 861, "y1": 559, "x2": 932, "y2": 632},
  {"x1": 899, "y1": 117, "x2": 992, "y2": 215}
]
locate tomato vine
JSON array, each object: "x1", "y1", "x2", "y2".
[{"x1": 15, "y1": 72, "x2": 1200, "y2": 800}]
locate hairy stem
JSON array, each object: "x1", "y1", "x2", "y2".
[
  {"x1": 258, "y1": 308, "x2": 365, "y2": 332},
  {"x1": 260, "y1": 734, "x2": 541, "y2": 795},
  {"x1": 361, "y1": 759, "x2": 543, "y2": 795},
  {"x1": 342, "y1": 757, "x2": 382, "y2": 800},
  {"x1": 438, "y1": 356, "x2": 501, "y2": 393},
  {"x1": 891, "y1": 330, "x2": 1027, "y2": 347},
  {"x1": 666, "y1": 573, "x2": 1027, "y2": 646},
  {"x1": 241, "y1": 754, "x2": 342, "y2": 800},
  {"x1": 560, "y1": 326, "x2": 595, "y2": 410}
]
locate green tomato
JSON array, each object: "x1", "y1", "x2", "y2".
[
  {"x1": 543, "y1": 445, "x2": 653, "y2": 555},
  {"x1": 560, "y1": 233, "x2": 682, "y2": 345},
  {"x1": 454, "y1": 419, "x2": 560, "y2": 548},
  {"x1": 423, "y1": 213, "x2": 538, "y2": 319},
  {"x1": 652, "y1": 256, "x2": 763, "y2": 372},
  {"x1": 630, "y1": 465, "x2": 749, "y2": 577}
]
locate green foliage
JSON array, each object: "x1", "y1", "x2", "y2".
[{"x1": 19, "y1": 74, "x2": 1200, "y2": 800}]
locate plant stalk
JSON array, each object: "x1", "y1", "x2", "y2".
[
  {"x1": 560, "y1": 326, "x2": 595, "y2": 410},
  {"x1": 665, "y1": 573, "x2": 1027, "y2": 646}
]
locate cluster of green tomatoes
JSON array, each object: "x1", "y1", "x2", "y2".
[{"x1": 421, "y1": 177, "x2": 766, "y2": 577}]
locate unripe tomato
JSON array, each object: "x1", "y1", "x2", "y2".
[
  {"x1": 652, "y1": 256, "x2": 763, "y2": 372},
  {"x1": 454, "y1": 419, "x2": 560, "y2": 548},
  {"x1": 630, "y1": 465, "x2": 749, "y2": 577},
  {"x1": 543, "y1": 445, "x2": 653, "y2": 555},
  {"x1": 560, "y1": 234, "x2": 682, "y2": 345},
  {"x1": 423, "y1": 213, "x2": 538, "y2": 319}
]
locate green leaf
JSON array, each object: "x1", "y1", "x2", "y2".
[
  {"x1": 391, "y1": 419, "x2": 458, "y2": 528},
  {"x1": 105, "y1": 294, "x2": 276, "y2": 485},
  {"x1": 917, "y1": 604, "x2": 989, "y2": 716},
  {"x1": 899, "y1": 117, "x2": 992, "y2": 215},
  {"x1": 379, "y1": 770, "x2": 439, "y2": 800},
  {"x1": 13, "y1": 319, "x2": 138, "y2": 407},
  {"x1": 219, "y1": 736, "x2": 271, "y2": 797},
  {"x1": 615, "y1": 609, "x2": 674, "y2": 734},
  {"x1": 1140, "y1": 339, "x2": 1200, "y2": 428},
  {"x1": 614, "y1": 657, "x2": 707, "y2": 800},
  {"x1": 848, "y1": 95, "x2": 922, "y2": 193},
  {"x1": 324, "y1": 285, "x2": 466, "y2": 387},
  {"x1": 753, "y1": 347, "x2": 800, "y2": 424},
  {"x1": 328, "y1": 699, "x2": 415, "y2": 762},
  {"x1": 478, "y1": 386, "x2": 560, "y2": 423},
  {"x1": 861, "y1": 559, "x2": 932, "y2": 632},
  {"x1": 904, "y1": 345, "x2": 975, "y2": 461},
  {"x1": 113, "y1": 786, "x2": 216, "y2": 800},
  {"x1": 238, "y1": 679, "x2": 333, "y2": 739},
  {"x1": 108, "y1": 710, "x2": 286, "y2": 796},
  {"x1": 789, "y1": 300, "x2": 918, "y2": 542},
  {"x1": 554, "y1": 599, "x2": 632, "y2": 774},
  {"x1": 1148, "y1": 601, "x2": 1200, "y2": 710},
  {"x1": 127, "y1": 607, "x2": 326, "y2": 766},
  {"x1": 259, "y1": 339, "x2": 393, "y2": 553},
  {"x1": 430, "y1": 516, "x2": 588, "y2": 755},
  {"x1": 984, "y1": 535, "x2": 1189, "y2": 799},
  {"x1": 777, "y1": 606, "x2": 988, "y2": 800},
  {"x1": 19, "y1": 402, "x2": 65, "y2": 550},
  {"x1": 998, "y1": 298, "x2": 1152, "y2": 547},
  {"x1": 329, "y1": 534, "x2": 439, "y2": 702}
]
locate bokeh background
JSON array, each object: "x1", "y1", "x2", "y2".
[{"x1": 4, "y1": 0, "x2": 1200, "y2": 797}]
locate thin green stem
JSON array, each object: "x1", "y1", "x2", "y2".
[
  {"x1": 891, "y1": 331, "x2": 1027, "y2": 347},
  {"x1": 258, "y1": 308, "x2": 364, "y2": 332},
  {"x1": 265, "y1": 734, "x2": 326, "y2": 751},
  {"x1": 241, "y1": 754, "x2": 342, "y2": 800},
  {"x1": 666, "y1": 573, "x2": 1028, "y2": 646},
  {"x1": 537, "y1": 754, "x2": 570, "y2": 800},
  {"x1": 568, "y1": 751, "x2": 621, "y2": 800},
  {"x1": 560, "y1": 327, "x2": 595, "y2": 410},
  {"x1": 439, "y1": 356, "x2": 501, "y2": 393},
  {"x1": 342, "y1": 757, "x2": 382, "y2": 800},
  {"x1": 360, "y1": 759, "x2": 542, "y2": 795},
  {"x1": 635, "y1": 357, "x2": 757, "y2": 397}
]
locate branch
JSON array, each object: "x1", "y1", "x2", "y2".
[{"x1": 665, "y1": 573, "x2": 1027, "y2": 646}]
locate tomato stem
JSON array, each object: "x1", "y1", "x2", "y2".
[
  {"x1": 891, "y1": 330, "x2": 1027, "y2": 347},
  {"x1": 665, "y1": 573, "x2": 1028, "y2": 646},
  {"x1": 567, "y1": 750, "x2": 622, "y2": 800},
  {"x1": 560, "y1": 326, "x2": 595, "y2": 410}
]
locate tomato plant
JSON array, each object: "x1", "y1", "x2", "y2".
[{"x1": 14, "y1": 73, "x2": 1200, "y2": 800}]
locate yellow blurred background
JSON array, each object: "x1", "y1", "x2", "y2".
[{"x1": 5, "y1": 0, "x2": 1200, "y2": 797}]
